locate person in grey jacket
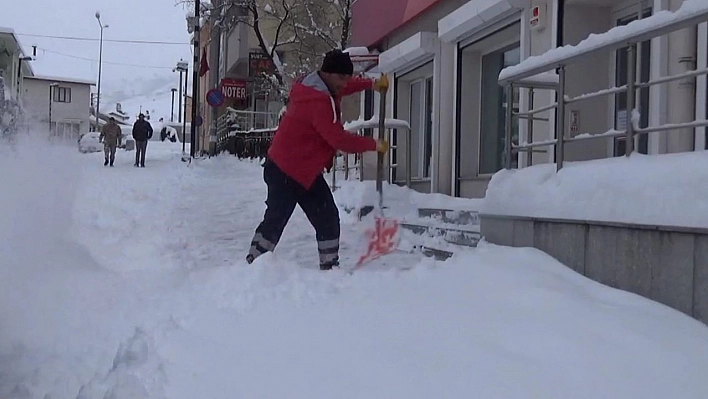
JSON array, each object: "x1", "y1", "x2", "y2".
[{"x1": 132, "y1": 113, "x2": 153, "y2": 167}]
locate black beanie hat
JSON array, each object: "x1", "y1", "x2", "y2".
[{"x1": 321, "y1": 49, "x2": 354, "y2": 75}]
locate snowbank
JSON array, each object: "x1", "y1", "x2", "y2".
[
  {"x1": 332, "y1": 178, "x2": 481, "y2": 220},
  {"x1": 4, "y1": 143, "x2": 708, "y2": 398},
  {"x1": 483, "y1": 152, "x2": 708, "y2": 228},
  {"x1": 499, "y1": 0, "x2": 708, "y2": 82}
]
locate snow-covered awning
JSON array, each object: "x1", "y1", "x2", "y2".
[
  {"x1": 499, "y1": 0, "x2": 708, "y2": 84},
  {"x1": 377, "y1": 32, "x2": 438, "y2": 74},
  {"x1": 438, "y1": 0, "x2": 522, "y2": 44}
]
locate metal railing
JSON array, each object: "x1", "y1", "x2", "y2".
[
  {"x1": 330, "y1": 124, "x2": 412, "y2": 191},
  {"x1": 216, "y1": 108, "x2": 279, "y2": 155},
  {"x1": 500, "y1": 4, "x2": 708, "y2": 171}
]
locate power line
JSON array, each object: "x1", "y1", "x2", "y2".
[
  {"x1": 17, "y1": 32, "x2": 189, "y2": 46},
  {"x1": 37, "y1": 48, "x2": 175, "y2": 70}
]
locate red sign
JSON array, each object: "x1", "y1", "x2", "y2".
[
  {"x1": 220, "y1": 79, "x2": 247, "y2": 99},
  {"x1": 249, "y1": 52, "x2": 276, "y2": 77}
]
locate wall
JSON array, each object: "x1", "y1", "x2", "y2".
[
  {"x1": 481, "y1": 214, "x2": 708, "y2": 325},
  {"x1": 562, "y1": 4, "x2": 613, "y2": 161},
  {"x1": 23, "y1": 79, "x2": 91, "y2": 133}
]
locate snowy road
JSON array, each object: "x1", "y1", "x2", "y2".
[{"x1": 2, "y1": 139, "x2": 708, "y2": 399}]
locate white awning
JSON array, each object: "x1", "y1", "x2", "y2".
[
  {"x1": 377, "y1": 32, "x2": 438, "y2": 74},
  {"x1": 438, "y1": 0, "x2": 522, "y2": 44}
]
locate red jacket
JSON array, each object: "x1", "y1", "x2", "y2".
[{"x1": 268, "y1": 72, "x2": 377, "y2": 189}]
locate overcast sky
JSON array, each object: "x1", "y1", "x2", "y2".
[{"x1": 2, "y1": 0, "x2": 193, "y2": 104}]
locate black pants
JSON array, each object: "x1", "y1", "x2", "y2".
[
  {"x1": 248, "y1": 160, "x2": 340, "y2": 266},
  {"x1": 135, "y1": 140, "x2": 147, "y2": 166}
]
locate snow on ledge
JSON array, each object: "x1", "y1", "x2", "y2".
[
  {"x1": 481, "y1": 151, "x2": 708, "y2": 229},
  {"x1": 343, "y1": 117, "x2": 411, "y2": 132},
  {"x1": 499, "y1": 0, "x2": 708, "y2": 83}
]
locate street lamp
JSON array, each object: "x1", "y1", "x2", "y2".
[
  {"x1": 171, "y1": 88, "x2": 177, "y2": 122},
  {"x1": 48, "y1": 82, "x2": 59, "y2": 133},
  {"x1": 95, "y1": 11, "x2": 109, "y2": 133},
  {"x1": 174, "y1": 60, "x2": 189, "y2": 153}
]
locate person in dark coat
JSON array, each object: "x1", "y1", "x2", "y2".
[
  {"x1": 132, "y1": 113, "x2": 153, "y2": 167},
  {"x1": 246, "y1": 49, "x2": 389, "y2": 270}
]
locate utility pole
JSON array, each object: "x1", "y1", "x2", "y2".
[
  {"x1": 189, "y1": 0, "x2": 201, "y2": 158},
  {"x1": 209, "y1": 0, "x2": 222, "y2": 156}
]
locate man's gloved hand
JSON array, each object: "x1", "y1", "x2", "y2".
[
  {"x1": 373, "y1": 74, "x2": 389, "y2": 93},
  {"x1": 376, "y1": 139, "x2": 389, "y2": 154}
]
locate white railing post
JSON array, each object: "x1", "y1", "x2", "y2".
[
  {"x1": 504, "y1": 83, "x2": 515, "y2": 170},
  {"x1": 626, "y1": 44, "x2": 638, "y2": 156},
  {"x1": 556, "y1": 66, "x2": 567, "y2": 171}
]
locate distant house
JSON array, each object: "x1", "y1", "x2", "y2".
[
  {"x1": 22, "y1": 75, "x2": 95, "y2": 140},
  {"x1": 107, "y1": 102, "x2": 130, "y2": 124}
]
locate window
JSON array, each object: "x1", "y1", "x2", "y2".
[
  {"x1": 409, "y1": 76, "x2": 434, "y2": 179},
  {"x1": 53, "y1": 86, "x2": 71, "y2": 103},
  {"x1": 479, "y1": 44, "x2": 520, "y2": 174},
  {"x1": 52, "y1": 121, "x2": 82, "y2": 140},
  {"x1": 614, "y1": 9, "x2": 651, "y2": 156}
]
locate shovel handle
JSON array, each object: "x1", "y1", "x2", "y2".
[{"x1": 376, "y1": 87, "x2": 387, "y2": 213}]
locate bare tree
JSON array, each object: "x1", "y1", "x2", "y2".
[{"x1": 176, "y1": 0, "x2": 356, "y2": 97}]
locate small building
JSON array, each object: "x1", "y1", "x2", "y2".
[{"x1": 22, "y1": 75, "x2": 95, "y2": 140}]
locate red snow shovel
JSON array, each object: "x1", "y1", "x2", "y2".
[{"x1": 356, "y1": 79, "x2": 401, "y2": 268}]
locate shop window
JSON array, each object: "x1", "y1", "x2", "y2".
[{"x1": 479, "y1": 44, "x2": 520, "y2": 174}]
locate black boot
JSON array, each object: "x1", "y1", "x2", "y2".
[
  {"x1": 246, "y1": 254, "x2": 255, "y2": 264},
  {"x1": 104, "y1": 158, "x2": 109, "y2": 166},
  {"x1": 320, "y1": 257, "x2": 340, "y2": 271}
]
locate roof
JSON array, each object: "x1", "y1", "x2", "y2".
[
  {"x1": 25, "y1": 74, "x2": 96, "y2": 86},
  {"x1": 0, "y1": 26, "x2": 34, "y2": 76}
]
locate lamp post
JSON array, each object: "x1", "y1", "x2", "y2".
[
  {"x1": 174, "y1": 60, "x2": 189, "y2": 152},
  {"x1": 95, "y1": 11, "x2": 108, "y2": 133},
  {"x1": 170, "y1": 88, "x2": 177, "y2": 122},
  {"x1": 48, "y1": 82, "x2": 58, "y2": 133}
]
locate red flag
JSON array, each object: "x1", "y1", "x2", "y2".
[{"x1": 199, "y1": 47, "x2": 209, "y2": 77}]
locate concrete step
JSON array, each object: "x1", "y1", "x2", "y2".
[
  {"x1": 417, "y1": 208, "x2": 479, "y2": 226},
  {"x1": 400, "y1": 222, "x2": 482, "y2": 248},
  {"x1": 414, "y1": 245, "x2": 454, "y2": 261}
]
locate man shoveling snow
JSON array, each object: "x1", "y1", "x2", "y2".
[{"x1": 246, "y1": 49, "x2": 389, "y2": 270}]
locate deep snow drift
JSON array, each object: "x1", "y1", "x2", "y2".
[{"x1": 2, "y1": 138, "x2": 708, "y2": 399}]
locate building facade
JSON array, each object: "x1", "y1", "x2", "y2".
[
  {"x1": 351, "y1": 0, "x2": 708, "y2": 198},
  {"x1": 23, "y1": 75, "x2": 94, "y2": 140}
]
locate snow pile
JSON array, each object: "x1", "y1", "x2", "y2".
[
  {"x1": 499, "y1": 0, "x2": 708, "y2": 81},
  {"x1": 4, "y1": 141, "x2": 708, "y2": 398},
  {"x1": 332, "y1": 178, "x2": 481, "y2": 221},
  {"x1": 483, "y1": 151, "x2": 708, "y2": 228}
]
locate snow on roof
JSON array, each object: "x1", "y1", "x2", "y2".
[
  {"x1": 25, "y1": 75, "x2": 96, "y2": 86},
  {"x1": 0, "y1": 26, "x2": 34, "y2": 75},
  {"x1": 344, "y1": 117, "x2": 411, "y2": 132},
  {"x1": 499, "y1": 0, "x2": 708, "y2": 83}
]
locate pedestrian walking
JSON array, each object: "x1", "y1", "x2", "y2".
[
  {"x1": 246, "y1": 49, "x2": 389, "y2": 270},
  {"x1": 132, "y1": 113, "x2": 153, "y2": 167},
  {"x1": 100, "y1": 117, "x2": 122, "y2": 167}
]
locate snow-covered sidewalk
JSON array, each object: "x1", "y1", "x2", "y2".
[{"x1": 2, "y1": 139, "x2": 708, "y2": 399}]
